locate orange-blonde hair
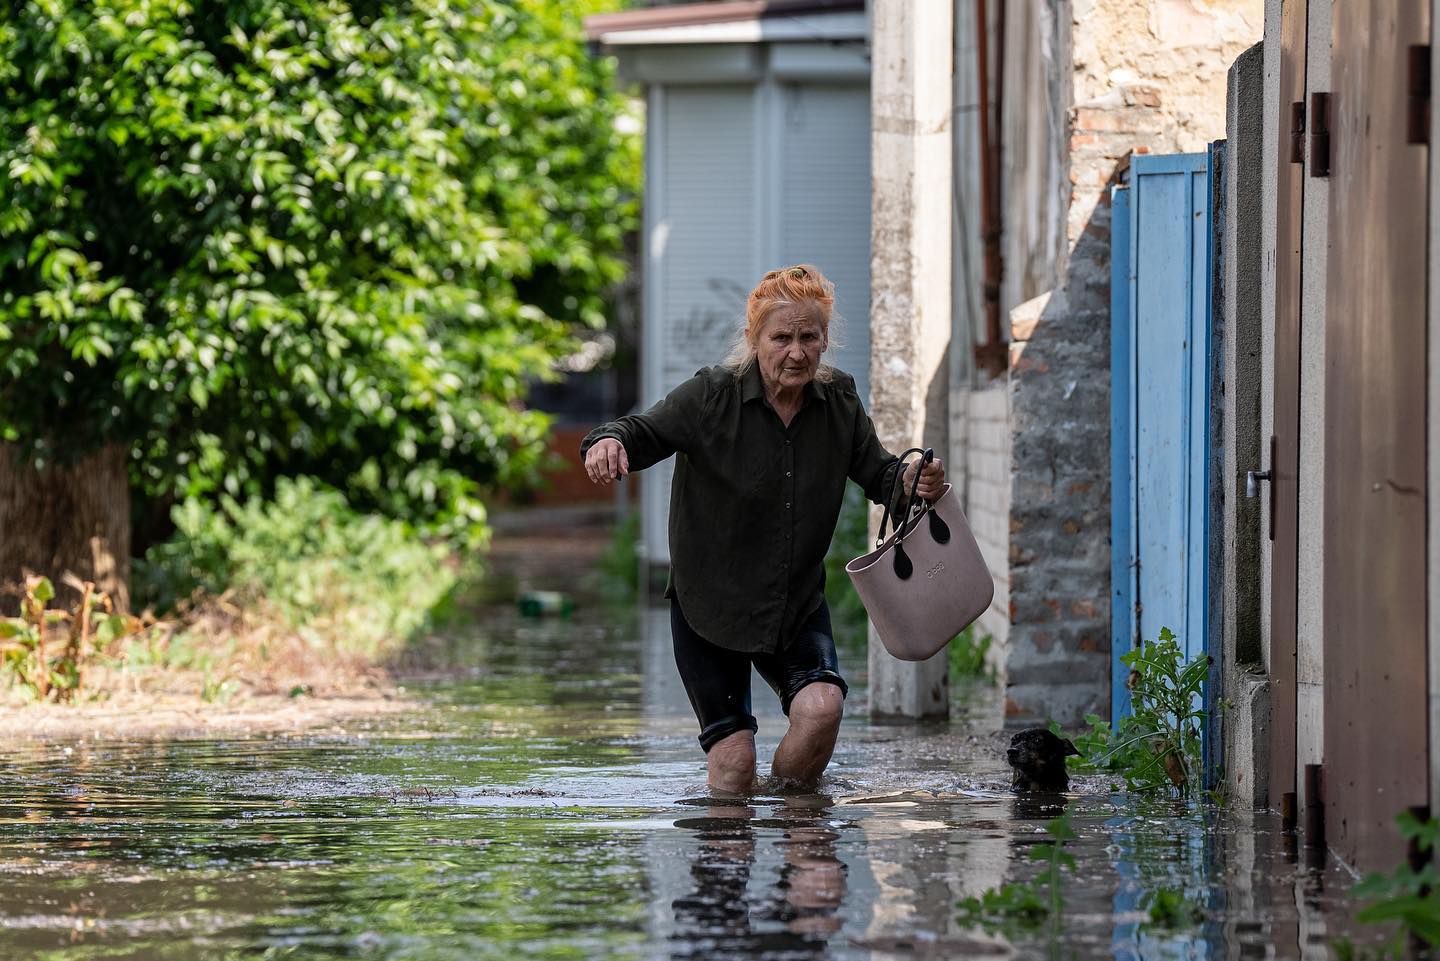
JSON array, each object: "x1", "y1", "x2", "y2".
[{"x1": 723, "y1": 264, "x2": 840, "y2": 380}]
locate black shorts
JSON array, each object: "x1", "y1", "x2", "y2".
[{"x1": 670, "y1": 597, "x2": 849, "y2": 752}]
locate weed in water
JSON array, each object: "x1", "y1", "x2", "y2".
[
  {"x1": 1051, "y1": 627, "x2": 1208, "y2": 795},
  {"x1": 1331, "y1": 935, "x2": 1408, "y2": 961},
  {"x1": 593, "y1": 511, "x2": 642, "y2": 600},
  {"x1": 1351, "y1": 811, "x2": 1440, "y2": 950},
  {"x1": 957, "y1": 809, "x2": 1076, "y2": 935},
  {"x1": 1141, "y1": 886, "x2": 1206, "y2": 930}
]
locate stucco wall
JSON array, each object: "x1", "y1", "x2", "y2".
[{"x1": 1003, "y1": 0, "x2": 1263, "y2": 727}]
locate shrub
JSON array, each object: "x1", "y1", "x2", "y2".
[
  {"x1": 0, "y1": 0, "x2": 640, "y2": 542},
  {"x1": 136, "y1": 476, "x2": 457, "y2": 659},
  {"x1": 0, "y1": 575, "x2": 140, "y2": 701}
]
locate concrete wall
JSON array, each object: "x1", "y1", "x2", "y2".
[
  {"x1": 1220, "y1": 41, "x2": 1269, "y2": 809},
  {"x1": 1001, "y1": 0, "x2": 1263, "y2": 727},
  {"x1": 867, "y1": 0, "x2": 954, "y2": 718},
  {"x1": 1217, "y1": 0, "x2": 1281, "y2": 808}
]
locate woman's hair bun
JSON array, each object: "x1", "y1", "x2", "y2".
[{"x1": 745, "y1": 263, "x2": 835, "y2": 339}]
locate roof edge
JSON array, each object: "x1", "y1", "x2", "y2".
[{"x1": 585, "y1": 1, "x2": 866, "y2": 41}]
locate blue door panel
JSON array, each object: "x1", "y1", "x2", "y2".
[{"x1": 1111, "y1": 152, "x2": 1213, "y2": 727}]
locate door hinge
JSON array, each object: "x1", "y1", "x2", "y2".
[
  {"x1": 1309, "y1": 93, "x2": 1331, "y2": 177},
  {"x1": 1289, "y1": 101, "x2": 1305, "y2": 164},
  {"x1": 1409, "y1": 45, "x2": 1431, "y2": 144}
]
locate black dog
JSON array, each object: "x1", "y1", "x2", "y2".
[{"x1": 1006, "y1": 728, "x2": 1080, "y2": 793}]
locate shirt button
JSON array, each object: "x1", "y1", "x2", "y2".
[
  {"x1": 786, "y1": 471, "x2": 792, "y2": 477},
  {"x1": 785, "y1": 502, "x2": 791, "y2": 509}
]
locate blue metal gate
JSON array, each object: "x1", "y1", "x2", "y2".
[{"x1": 1109, "y1": 152, "x2": 1215, "y2": 725}]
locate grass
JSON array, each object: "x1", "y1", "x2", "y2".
[{"x1": 0, "y1": 477, "x2": 469, "y2": 706}]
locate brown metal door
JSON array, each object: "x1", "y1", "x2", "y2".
[
  {"x1": 1323, "y1": 0, "x2": 1430, "y2": 872},
  {"x1": 1269, "y1": 0, "x2": 1306, "y2": 815}
]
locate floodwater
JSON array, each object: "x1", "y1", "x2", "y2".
[{"x1": 0, "y1": 602, "x2": 1380, "y2": 960}]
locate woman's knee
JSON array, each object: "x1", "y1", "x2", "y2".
[
  {"x1": 708, "y1": 730, "x2": 757, "y2": 784},
  {"x1": 789, "y1": 682, "x2": 844, "y2": 730}
]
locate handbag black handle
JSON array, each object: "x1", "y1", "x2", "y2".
[
  {"x1": 876, "y1": 447, "x2": 932, "y2": 548},
  {"x1": 876, "y1": 447, "x2": 951, "y2": 580}
]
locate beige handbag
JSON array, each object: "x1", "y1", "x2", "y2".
[{"x1": 845, "y1": 448, "x2": 996, "y2": 661}]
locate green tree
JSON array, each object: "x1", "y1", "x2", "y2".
[{"x1": 0, "y1": 0, "x2": 639, "y2": 603}]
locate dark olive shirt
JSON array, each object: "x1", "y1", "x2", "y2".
[{"x1": 581, "y1": 363, "x2": 902, "y2": 654}]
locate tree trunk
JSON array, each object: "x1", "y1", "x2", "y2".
[{"x1": 0, "y1": 444, "x2": 131, "y2": 613}]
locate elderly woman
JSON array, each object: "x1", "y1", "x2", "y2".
[{"x1": 582, "y1": 264, "x2": 944, "y2": 794}]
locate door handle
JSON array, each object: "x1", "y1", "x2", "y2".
[{"x1": 1245, "y1": 469, "x2": 1272, "y2": 499}]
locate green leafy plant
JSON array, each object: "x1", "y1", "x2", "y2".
[
  {"x1": 135, "y1": 476, "x2": 459, "y2": 659},
  {"x1": 593, "y1": 511, "x2": 641, "y2": 599},
  {"x1": 0, "y1": 0, "x2": 640, "y2": 545},
  {"x1": 949, "y1": 626, "x2": 994, "y2": 681},
  {"x1": 1351, "y1": 811, "x2": 1440, "y2": 949},
  {"x1": 824, "y1": 485, "x2": 870, "y2": 652},
  {"x1": 200, "y1": 666, "x2": 240, "y2": 704},
  {"x1": 957, "y1": 809, "x2": 1077, "y2": 933},
  {"x1": 1141, "y1": 886, "x2": 1206, "y2": 930},
  {"x1": 0, "y1": 575, "x2": 139, "y2": 701},
  {"x1": 1053, "y1": 627, "x2": 1209, "y2": 794}
]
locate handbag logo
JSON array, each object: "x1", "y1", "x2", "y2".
[{"x1": 926, "y1": 561, "x2": 945, "y2": 579}]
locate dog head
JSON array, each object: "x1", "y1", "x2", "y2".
[{"x1": 1006, "y1": 728, "x2": 1081, "y2": 793}]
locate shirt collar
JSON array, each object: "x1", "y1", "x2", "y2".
[{"x1": 740, "y1": 362, "x2": 830, "y2": 404}]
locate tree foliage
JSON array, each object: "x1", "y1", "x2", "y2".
[{"x1": 0, "y1": 0, "x2": 640, "y2": 540}]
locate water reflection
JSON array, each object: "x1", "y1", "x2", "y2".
[{"x1": 670, "y1": 797, "x2": 846, "y2": 959}]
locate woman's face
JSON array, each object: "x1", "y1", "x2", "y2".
[{"x1": 755, "y1": 300, "x2": 828, "y2": 394}]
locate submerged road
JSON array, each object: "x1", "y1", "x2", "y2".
[{"x1": 0, "y1": 516, "x2": 1377, "y2": 959}]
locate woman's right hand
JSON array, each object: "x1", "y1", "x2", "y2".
[{"x1": 584, "y1": 438, "x2": 629, "y2": 485}]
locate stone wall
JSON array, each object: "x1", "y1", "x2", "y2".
[{"x1": 1002, "y1": 0, "x2": 1262, "y2": 726}]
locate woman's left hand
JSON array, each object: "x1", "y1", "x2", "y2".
[{"x1": 903, "y1": 456, "x2": 946, "y2": 503}]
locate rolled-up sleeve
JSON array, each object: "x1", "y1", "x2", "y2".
[{"x1": 580, "y1": 371, "x2": 709, "y2": 472}]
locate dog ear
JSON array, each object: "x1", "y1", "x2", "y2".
[{"x1": 1063, "y1": 738, "x2": 1080, "y2": 757}]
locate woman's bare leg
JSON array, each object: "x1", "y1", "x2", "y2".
[
  {"x1": 708, "y1": 729, "x2": 758, "y2": 795},
  {"x1": 770, "y1": 683, "x2": 844, "y2": 786}
]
